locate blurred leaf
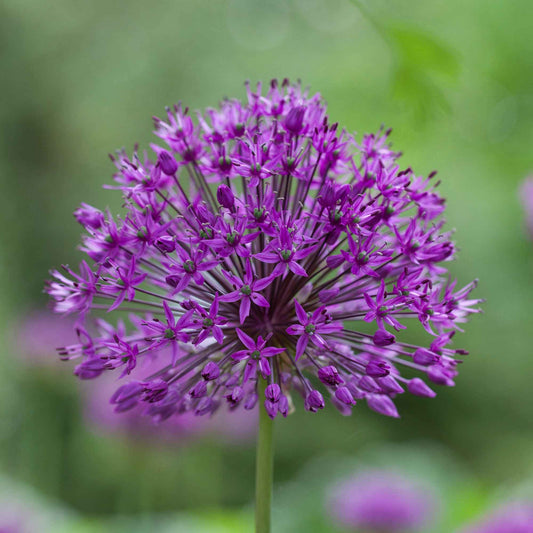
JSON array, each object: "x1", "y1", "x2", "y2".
[
  {"x1": 387, "y1": 26, "x2": 460, "y2": 80},
  {"x1": 391, "y1": 64, "x2": 451, "y2": 122},
  {"x1": 386, "y1": 25, "x2": 460, "y2": 122},
  {"x1": 445, "y1": 483, "x2": 491, "y2": 531}
]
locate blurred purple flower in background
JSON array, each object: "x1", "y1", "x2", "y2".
[
  {"x1": 13, "y1": 311, "x2": 78, "y2": 367},
  {"x1": 519, "y1": 177, "x2": 533, "y2": 238},
  {"x1": 45, "y1": 79, "x2": 481, "y2": 424},
  {"x1": 461, "y1": 500, "x2": 533, "y2": 533},
  {"x1": 14, "y1": 312, "x2": 256, "y2": 443},
  {"x1": 83, "y1": 347, "x2": 256, "y2": 443},
  {"x1": 327, "y1": 469, "x2": 437, "y2": 532}
]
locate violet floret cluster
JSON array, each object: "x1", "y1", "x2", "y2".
[
  {"x1": 46, "y1": 79, "x2": 481, "y2": 422},
  {"x1": 327, "y1": 470, "x2": 436, "y2": 532},
  {"x1": 461, "y1": 500, "x2": 533, "y2": 533}
]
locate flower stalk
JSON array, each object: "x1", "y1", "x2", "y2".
[{"x1": 255, "y1": 378, "x2": 274, "y2": 533}]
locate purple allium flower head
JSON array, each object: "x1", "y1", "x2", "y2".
[
  {"x1": 45, "y1": 80, "x2": 481, "y2": 422},
  {"x1": 327, "y1": 470, "x2": 437, "y2": 532},
  {"x1": 520, "y1": 177, "x2": 533, "y2": 238},
  {"x1": 461, "y1": 500, "x2": 533, "y2": 533}
]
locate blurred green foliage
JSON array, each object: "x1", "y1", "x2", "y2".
[{"x1": 1, "y1": 0, "x2": 532, "y2": 531}]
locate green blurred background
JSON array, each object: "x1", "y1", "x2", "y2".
[{"x1": 1, "y1": 1, "x2": 532, "y2": 531}]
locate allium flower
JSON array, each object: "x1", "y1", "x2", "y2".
[
  {"x1": 520, "y1": 177, "x2": 533, "y2": 238},
  {"x1": 46, "y1": 79, "x2": 481, "y2": 422},
  {"x1": 327, "y1": 470, "x2": 436, "y2": 532},
  {"x1": 461, "y1": 500, "x2": 533, "y2": 533}
]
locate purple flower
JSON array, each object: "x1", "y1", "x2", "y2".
[
  {"x1": 327, "y1": 470, "x2": 437, "y2": 532},
  {"x1": 520, "y1": 177, "x2": 533, "y2": 238},
  {"x1": 231, "y1": 329, "x2": 285, "y2": 382},
  {"x1": 13, "y1": 311, "x2": 78, "y2": 367},
  {"x1": 286, "y1": 300, "x2": 343, "y2": 360},
  {"x1": 461, "y1": 500, "x2": 533, "y2": 533},
  {"x1": 219, "y1": 259, "x2": 273, "y2": 324},
  {"x1": 46, "y1": 80, "x2": 481, "y2": 422}
]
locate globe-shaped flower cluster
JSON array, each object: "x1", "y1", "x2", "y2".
[{"x1": 46, "y1": 80, "x2": 481, "y2": 422}]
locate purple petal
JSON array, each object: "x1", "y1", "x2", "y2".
[
  {"x1": 295, "y1": 335, "x2": 309, "y2": 361},
  {"x1": 261, "y1": 347, "x2": 285, "y2": 357},
  {"x1": 259, "y1": 357, "x2": 271, "y2": 378},
  {"x1": 239, "y1": 298, "x2": 251, "y2": 324},
  {"x1": 243, "y1": 359, "x2": 257, "y2": 382},
  {"x1": 236, "y1": 328, "x2": 256, "y2": 350},
  {"x1": 251, "y1": 292, "x2": 270, "y2": 307},
  {"x1": 294, "y1": 300, "x2": 308, "y2": 324},
  {"x1": 286, "y1": 324, "x2": 304, "y2": 335},
  {"x1": 288, "y1": 261, "x2": 307, "y2": 277}
]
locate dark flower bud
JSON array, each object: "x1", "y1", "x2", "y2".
[
  {"x1": 408, "y1": 378, "x2": 436, "y2": 398},
  {"x1": 335, "y1": 386, "x2": 356, "y2": 406},
  {"x1": 265, "y1": 383, "x2": 281, "y2": 403},
  {"x1": 413, "y1": 348, "x2": 439, "y2": 366},
  {"x1": 155, "y1": 235, "x2": 175, "y2": 253},
  {"x1": 331, "y1": 395, "x2": 353, "y2": 416},
  {"x1": 201, "y1": 361, "x2": 220, "y2": 381},
  {"x1": 165, "y1": 274, "x2": 181, "y2": 288},
  {"x1": 366, "y1": 360, "x2": 391, "y2": 378},
  {"x1": 217, "y1": 184, "x2": 235, "y2": 209},
  {"x1": 195, "y1": 396, "x2": 215, "y2": 416},
  {"x1": 367, "y1": 394, "x2": 400, "y2": 418},
  {"x1": 225, "y1": 386, "x2": 244, "y2": 406},
  {"x1": 264, "y1": 400, "x2": 278, "y2": 419},
  {"x1": 378, "y1": 375, "x2": 404, "y2": 394},
  {"x1": 195, "y1": 204, "x2": 215, "y2": 224},
  {"x1": 244, "y1": 392, "x2": 258, "y2": 410},
  {"x1": 74, "y1": 358, "x2": 107, "y2": 379},
  {"x1": 346, "y1": 379, "x2": 366, "y2": 400},
  {"x1": 278, "y1": 395, "x2": 289, "y2": 417},
  {"x1": 110, "y1": 381, "x2": 144, "y2": 412},
  {"x1": 190, "y1": 380, "x2": 208, "y2": 398},
  {"x1": 305, "y1": 389, "x2": 325, "y2": 412},
  {"x1": 158, "y1": 150, "x2": 178, "y2": 175},
  {"x1": 285, "y1": 106, "x2": 306, "y2": 135},
  {"x1": 358, "y1": 376, "x2": 381, "y2": 393},
  {"x1": 141, "y1": 379, "x2": 168, "y2": 403},
  {"x1": 327, "y1": 257, "x2": 345, "y2": 272},
  {"x1": 180, "y1": 299, "x2": 196, "y2": 310},
  {"x1": 318, "y1": 182, "x2": 337, "y2": 208},
  {"x1": 318, "y1": 365, "x2": 343, "y2": 387},
  {"x1": 373, "y1": 329, "x2": 396, "y2": 346}
]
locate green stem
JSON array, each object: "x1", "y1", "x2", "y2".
[{"x1": 255, "y1": 378, "x2": 274, "y2": 533}]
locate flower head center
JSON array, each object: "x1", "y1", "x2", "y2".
[
  {"x1": 357, "y1": 252, "x2": 369, "y2": 264},
  {"x1": 253, "y1": 208, "x2": 265, "y2": 221},
  {"x1": 280, "y1": 249, "x2": 292, "y2": 262},
  {"x1": 199, "y1": 227, "x2": 213, "y2": 239},
  {"x1": 226, "y1": 232, "x2": 239, "y2": 246},
  {"x1": 183, "y1": 260, "x2": 196, "y2": 273},
  {"x1": 164, "y1": 328, "x2": 175, "y2": 339}
]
